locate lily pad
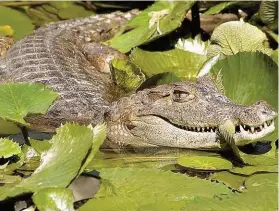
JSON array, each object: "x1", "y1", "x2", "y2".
[
  {"x1": 0, "y1": 138, "x2": 21, "y2": 158},
  {"x1": 0, "y1": 123, "x2": 101, "y2": 200},
  {"x1": 209, "y1": 171, "x2": 247, "y2": 191},
  {"x1": 0, "y1": 6, "x2": 35, "y2": 40},
  {"x1": 79, "y1": 167, "x2": 233, "y2": 211},
  {"x1": 207, "y1": 21, "x2": 273, "y2": 59},
  {"x1": 58, "y1": 4, "x2": 94, "y2": 19},
  {"x1": 177, "y1": 155, "x2": 233, "y2": 170},
  {"x1": 210, "y1": 52, "x2": 278, "y2": 141},
  {"x1": 107, "y1": 1, "x2": 194, "y2": 53},
  {"x1": 32, "y1": 187, "x2": 75, "y2": 211},
  {"x1": 182, "y1": 173, "x2": 278, "y2": 211},
  {"x1": 230, "y1": 165, "x2": 278, "y2": 175},
  {"x1": 0, "y1": 83, "x2": 58, "y2": 126},
  {"x1": 131, "y1": 48, "x2": 206, "y2": 79}
]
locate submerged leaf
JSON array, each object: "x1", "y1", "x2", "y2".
[
  {"x1": 0, "y1": 83, "x2": 58, "y2": 126},
  {"x1": 207, "y1": 21, "x2": 272, "y2": 58},
  {"x1": 32, "y1": 187, "x2": 75, "y2": 211},
  {"x1": 131, "y1": 48, "x2": 206, "y2": 79}
]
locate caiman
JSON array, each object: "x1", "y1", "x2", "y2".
[{"x1": 0, "y1": 10, "x2": 277, "y2": 151}]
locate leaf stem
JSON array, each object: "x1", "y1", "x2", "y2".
[{"x1": 20, "y1": 126, "x2": 31, "y2": 146}]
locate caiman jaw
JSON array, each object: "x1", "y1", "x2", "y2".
[
  {"x1": 168, "y1": 118, "x2": 275, "y2": 145},
  {"x1": 234, "y1": 119, "x2": 275, "y2": 144}
]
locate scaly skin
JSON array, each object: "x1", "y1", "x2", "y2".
[
  {"x1": 105, "y1": 76, "x2": 277, "y2": 150},
  {"x1": 0, "y1": 11, "x2": 277, "y2": 151}
]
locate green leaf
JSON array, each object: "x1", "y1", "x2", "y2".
[
  {"x1": 30, "y1": 139, "x2": 52, "y2": 155},
  {"x1": 78, "y1": 124, "x2": 106, "y2": 174},
  {"x1": 207, "y1": 21, "x2": 273, "y2": 59},
  {"x1": 0, "y1": 6, "x2": 35, "y2": 40},
  {"x1": 58, "y1": 4, "x2": 94, "y2": 19},
  {"x1": 204, "y1": 2, "x2": 239, "y2": 15},
  {"x1": 209, "y1": 171, "x2": 247, "y2": 191},
  {"x1": 183, "y1": 173, "x2": 278, "y2": 211},
  {"x1": 0, "y1": 119, "x2": 20, "y2": 135},
  {"x1": 32, "y1": 187, "x2": 75, "y2": 211},
  {"x1": 271, "y1": 49, "x2": 278, "y2": 64},
  {"x1": 107, "y1": 1, "x2": 194, "y2": 53},
  {"x1": 131, "y1": 48, "x2": 206, "y2": 79},
  {"x1": 79, "y1": 168, "x2": 233, "y2": 211},
  {"x1": 177, "y1": 155, "x2": 233, "y2": 170},
  {"x1": 110, "y1": 58, "x2": 146, "y2": 92},
  {"x1": 0, "y1": 83, "x2": 58, "y2": 126},
  {"x1": 0, "y1": 138, "x2": 21, "y2": 158},
  {"x1": 230, "y1": 165, "x2": 278, "y2": 175},
  {"x1": 0, "y1": 123, "x2": 96, "y2": 200},
  {"x1": 210, "y1": 52, "x2": 278, "y2": 141}
]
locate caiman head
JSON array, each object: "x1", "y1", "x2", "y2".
[{"x1": 105, "y1": 76, "x2": 277, "y2": 150}]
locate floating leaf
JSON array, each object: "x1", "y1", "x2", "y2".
[
  {"x1": 207, "y1": 21, "x2": 273, "y2": 59},
  {"x1": 0, "y1": 83, "x2": 58, "y2": 126},
  {"x1": 30, "y1": 139, "x2": 52, "y2": 155},
  {"x1": 78, "y1": 124, "x2": 106, "y2": 174},
  {"x1": 204, "y1": 2, "x2": 239, "y2": 15},
  {"x1": 32, "y1": 187, "x2": 75, "y2": 211},
  {"x1": 209, "y1": 171, "x2": 247, "y2": 191},
  {"x1": 110, "y1": 58, "x2": 145, "y2": 92},
  {"x1": 107, "y1": 1, "x2": 194, "y2": 53},
  {"x1": 57, "y1": 4, "x2": 94, "y2": 19},
  {"x1": 0, "y1": 123, "x2": 98, "y2": 200},
  {"x1": 177, "y1": 155, "x2": 232, "y2": 170},
  {"x1": 0, "y1": 119, "x2": 20, "y2": 135},
  {"x1": 0, "y1": 6, "x2": 35, "y2": 40},
  {"x1": 131, "y1": 48, "x2": 206, "y2": 79},
  {"x1": 79, "y1": 168, "x2": 233, "y2": 211},
  {"x1": 0, "y1": 138, "x2": 21, "y2": 158},
  {"x1": 210, "y1": 52, "x2": 278, "y2": 141},
  {"x1": 230, "y1": 165, "x2": 278, "y2": 175}
]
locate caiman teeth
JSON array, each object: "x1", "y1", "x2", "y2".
[
  {"x1": 235, "y1": 119, "x2": 275, "y2": 134},
  {"x1": 174, "y1": 124, "x2": 218, "y2": 133}
]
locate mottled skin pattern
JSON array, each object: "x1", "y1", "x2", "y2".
[{"x1": 0, "y1": 11, "x2": 277, "y2": 151}]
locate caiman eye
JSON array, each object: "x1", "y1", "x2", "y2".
[{"x1": 172, "y1": 90, "x2": 192, "y2": 102}]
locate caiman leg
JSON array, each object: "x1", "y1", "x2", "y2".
[{"x1": 0, "y1": 37, "x2": 14, "y2": 57}]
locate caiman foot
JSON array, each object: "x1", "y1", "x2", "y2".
[{"x1": 0, "y1": 37, "x2": 14, "y2": 57}]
